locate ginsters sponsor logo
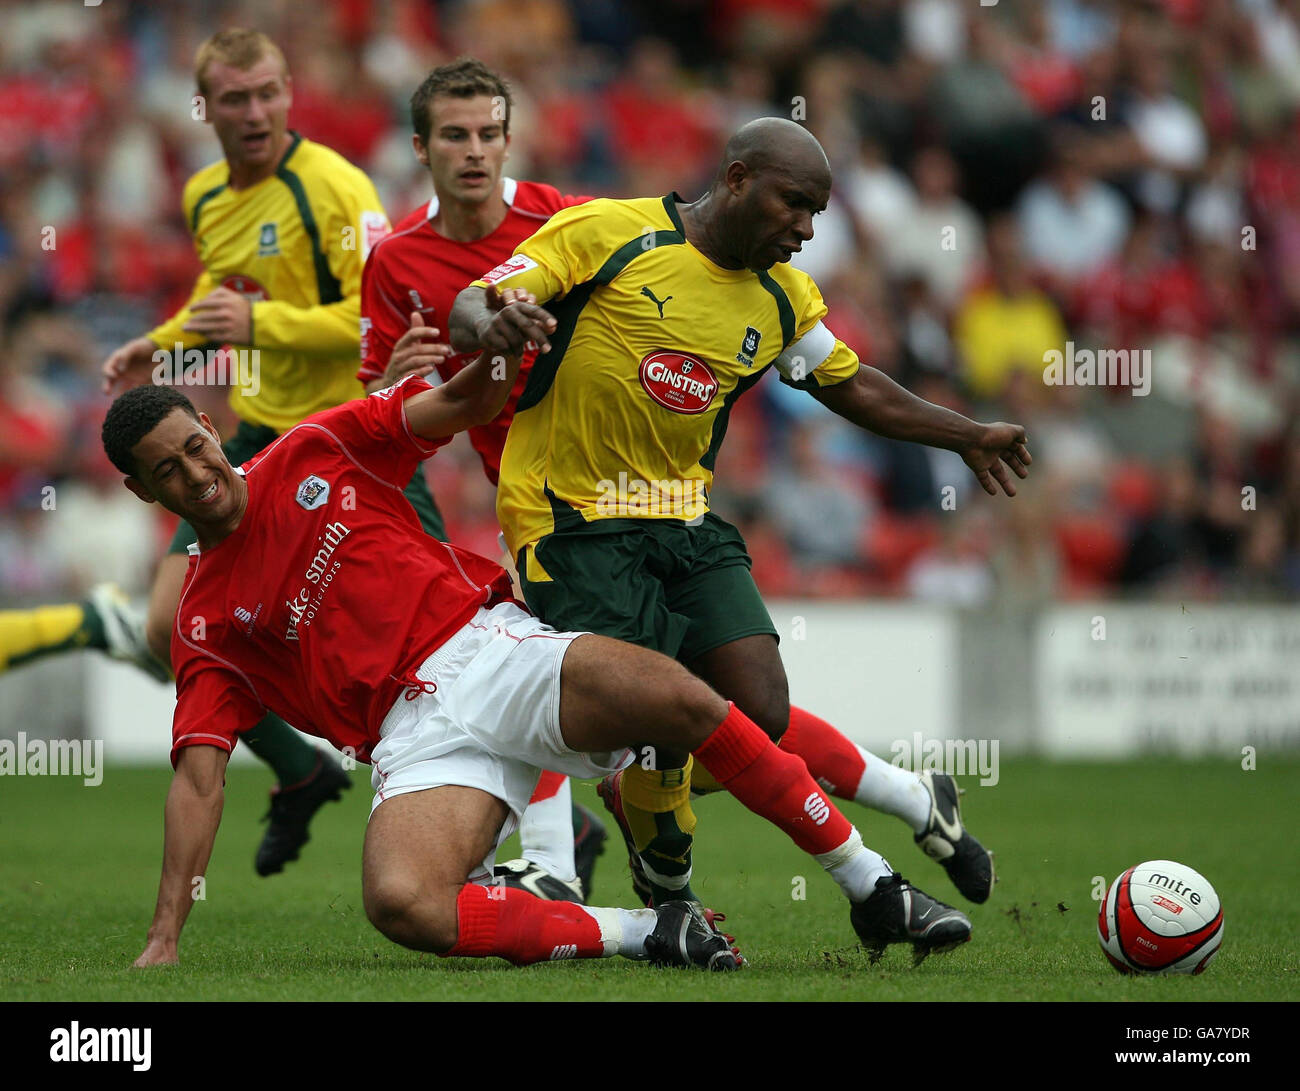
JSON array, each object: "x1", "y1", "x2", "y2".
[{"x1": 638, "y1": 350, "x2": 718, "y2": 414}]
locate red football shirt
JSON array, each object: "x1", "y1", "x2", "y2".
[
  {"x1": 358, "y1": 178, "x2": 588, "y2": 483},
  {"x1": 169, "y1": 375, "x2": 514, "y2": 767}
]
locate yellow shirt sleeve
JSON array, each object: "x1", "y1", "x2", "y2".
[
  {"x1": 471, "y1": 200, "x2": 633, "y2": 304},
  {"x1": 251, "y1": 171, "x2": 389, "y2": 355},
  {"x1": 145, "y1": 267, "x2": 217, "y2": 351},
  {"x1": 774, "y1": 272, "x2": 860, "y2": 390}
]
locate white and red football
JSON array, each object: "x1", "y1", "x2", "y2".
[{"x1": 1098, "y1": 860, "x2": 1223, "y2": 975}]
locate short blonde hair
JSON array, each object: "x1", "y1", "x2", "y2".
[{"x1": 195, "y1": 28, "x2": 288, "y2": 97}]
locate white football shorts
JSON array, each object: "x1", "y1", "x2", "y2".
[{"x1": 368, "y1": 600, "x2": 633, "y2": 847}]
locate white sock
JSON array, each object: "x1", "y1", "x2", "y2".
[
  {"x1": 579, "y1": 904, "x2": 657, "y2": 958},
  {"x1": 816, "y1": 828, "x2": 893, "y2": 902},
  {"x1": 854, "y1": 748, "x2": 931, "y2": 833},
  {"x1": 520, "y1": 775, "x2": 577, "y2": 881}
]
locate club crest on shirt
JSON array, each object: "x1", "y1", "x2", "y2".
[
  {"x1": 736, "y1": 326, "x2": 761, "y2": 367},
  {"x1": 258, "y1": 221, "x2": 280, "y2": 257},
  {"x1": 296, "y1": 475, "x2": 330, "y2": 510}
]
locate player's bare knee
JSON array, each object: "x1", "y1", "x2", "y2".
[
  {"x1": 364, "y1": 876, "x2": 420, "y2": 938},
  {"x1": 673, "y1": 678, "x2": 728, "y2": 750},
  {"x1": 365, "y1": 875, "x2": 460, "y2": 952},
  {"x1": 745, "y1": 689, "x2": 790, "y2": 742}
]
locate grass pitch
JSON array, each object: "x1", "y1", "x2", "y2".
[{"x1": 1, "y1": 758, "x2": 1295, "y2": 1002}]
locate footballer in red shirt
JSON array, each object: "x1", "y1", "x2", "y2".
[
  {"x1": 105, "y1": 319, "x2": 951, "y2": 971},
  {"x1": 358, "y1": 60, "x2": 594, "y2": 899},
  {"x1": 360, "y1": 177, "x2": 585, "y2": 483}
]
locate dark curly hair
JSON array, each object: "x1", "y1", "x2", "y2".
[
  {"x1": 102, "y1": 385, "x2": 200, "y2": 477},
  {"x1": 410, "y1": 57, "x2": 512, "y2": 144}
]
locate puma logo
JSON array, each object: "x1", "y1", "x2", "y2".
[{"x1": 640, "y1": 285, "x2": 672, "y2": 318}]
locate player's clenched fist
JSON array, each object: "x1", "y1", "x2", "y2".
[
  {"x1": 477, "y1": 284, "x2": 556, "y2": 357},
  {"x1": 101, "y1": 336, "x2": 162, "y2": 396},
  {"x1": 183, "y1": 286, "x2": 253, "y2": 344}
]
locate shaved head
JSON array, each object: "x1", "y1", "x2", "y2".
[
  {"x1": 716, "y1": 118, "x2": 830, "y2": 188},
  {"x1": 679, "y1": 118, "x2": 833, "y2": 272}
]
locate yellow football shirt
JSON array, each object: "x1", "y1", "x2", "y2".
[
  {"x1": 474, "y1": 194, "x2": 860, "y2": 563},
  {"x1": 146, "y1": 132, "x2": 390, "y2": 433}
]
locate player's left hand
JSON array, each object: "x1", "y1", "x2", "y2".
[
  {"x1": 183, "y1": 287, "x2": 253, "y2": 344},
  {"x1": 132, "y1": 936, "x2": 179, "y2": 968},
  {"x1": 479, "y1": 284, "x2": 555, "y2": 356},
  {"x1": 961, "y1": 423, "x2": 1031, "y2": 497}
]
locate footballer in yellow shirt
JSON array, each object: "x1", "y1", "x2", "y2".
[
  {"x1": 1, "y1": 30, "x2": 425, "y2": 879},
  {"x1": 451, "y1": 118, "x2": 1031, "y2": 927}
]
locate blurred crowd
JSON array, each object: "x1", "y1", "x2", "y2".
[{"x1": 3, "y1": 0, "x2": 1300, "y2": 606}]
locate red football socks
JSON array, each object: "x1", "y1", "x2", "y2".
[
  {"x1": 779, "y1": 704, "x2": 867, "y2": 798},
  {"x1": 528, "y1": 768, "x2": 567, "y2": 803},
  {"x1": 693, "y1": 702, "x2": 854, "y2": 856},
  {"x1": 443, "y1": 883, "x2": 607, "y2": 965}
]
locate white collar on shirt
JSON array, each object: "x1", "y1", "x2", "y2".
[{"x1": 425, "y1": 176, "x2": 517, "y2": 221}]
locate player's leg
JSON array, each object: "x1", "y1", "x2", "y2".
[
  {"x1": 678, "y1": 529, "x2": 995, "y2": 905},
  {"x1": 687, "y1": 637, "x2": 995, "y2": 904},
  {"x1": 362, "y1": 685, "x2": 734, "y2": 969},
  {"x1": 557, "y1": 633, "x2": 973, "y2": 958},
  {"x1": 143, "y1": 551, "x2": 189, "y2": 666},
  {"x1": 0, "y1": 582, "x2": 168, "y2": 682},
  {"x1": 507, "y1": 770, "x2": 581, "y2": 891},
  {"x1": 406, "y1": 471, "x2": 600, "y2": 900},
  {"x1": 779, "y1": 705, "x2": 993, "y2": 901},
  {"x1": 518, "y1": 528, "x2": 699, "y2": 906}
]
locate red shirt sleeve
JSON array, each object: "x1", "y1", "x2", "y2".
[
  {"x1": 358, "y1": 245, "x2": 410, "y2": 384},
  {"x1": 170, "y1": 656, "x2": 264, "y2": 768},
  {"x1": 308, "y1": 373, "x2": 452, "y2": 487}
]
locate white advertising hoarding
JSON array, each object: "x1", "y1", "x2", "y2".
[{"x1": 1037, "y1": 605, "x2": 1300, "y2": 756}]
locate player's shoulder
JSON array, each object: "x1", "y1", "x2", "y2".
[
  {"x1": 531, "y1": 194, "x2": 674, "y2": 242},
  {"x1": 283, "y1": 134, "x2": 380, "y2": 201},
  {"x1": 181, "y1": 159, "x2": 230, "y2": 214},
  {"x1": 366, "y1": 203, "x2": 430, "y2": 259},
  {"x1": 765, "y1": 260, "x2": 825, "y2": 308},
  {"x1": 508, "y1": 179, "x2": 589, "y2": 219}
]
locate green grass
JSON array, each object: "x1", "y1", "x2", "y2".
[{"x1": 1, "y1": 759, "x2": 1295, "y2": 1001}]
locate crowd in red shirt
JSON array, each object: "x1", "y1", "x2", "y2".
[{"x1": 4, "y1": 0, "x2": 1300, "y2": 605}]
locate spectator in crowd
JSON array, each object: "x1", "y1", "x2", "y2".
[
  {"x1": 953, "y1": 215, "x2": 1067, "y2": 401},
  {"x1": 2, "y1": 0, "x2": 1299, "y2": 604}
]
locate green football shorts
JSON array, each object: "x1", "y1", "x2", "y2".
[{"x1": 516, "y1": 512, "x2": 778, "y2": 663}]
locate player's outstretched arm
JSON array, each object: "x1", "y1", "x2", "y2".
[
  {"x1": 402, "y1": 345, "x2": 523, "y2": 442},
  {"x1": 449, "y1": 284, "x2": 556, "y2": 357},
  {"x1": 132, "y1": 745, "x2": 228, "y2": 968},
  {"x1": 814, "y1": 365, "x2": 1032, "y2": 497},
  {"x1": 403, "y1": 287, "x2": 548, "y2": 439}
]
